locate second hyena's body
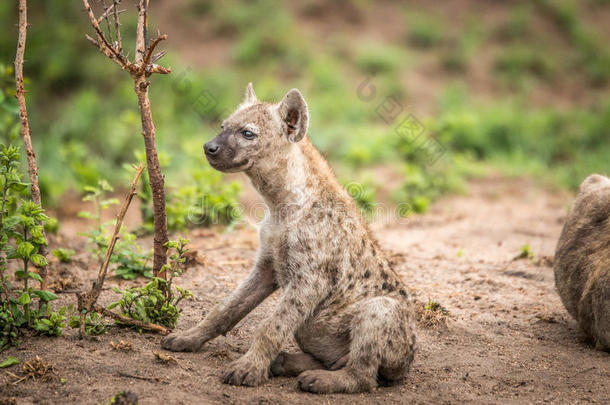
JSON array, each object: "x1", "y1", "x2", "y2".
[{"x1": 162, "y1": 85, "x2": 416, "y2": 393}]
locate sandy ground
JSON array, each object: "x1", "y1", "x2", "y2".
[{"x1": 1, "y1": 177, "x2": 609, "y2": 404}]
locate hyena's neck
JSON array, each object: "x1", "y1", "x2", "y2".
[{"x1": 246, "y1": 137, "x2": 346, "y2": 214}]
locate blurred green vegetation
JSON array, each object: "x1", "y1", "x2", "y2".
[{"x1": 0, "y1": 0, "x2": 608, "y2": 223}]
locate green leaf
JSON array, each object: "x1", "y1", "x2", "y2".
[
  {"x1": 32, "y1": 290, "x2": 58, "y2": 302},
  {"x1": 15, "y1": 270, "x2": 26, "y2": 279},
  {"x1": 17, "y1": 292, "x2": 30, "y2": 305},
  {"x1": 30, "y1": 254, "x2": 48, "y2": 267},
  {"x1": 17, "y1": 242, "x2": 35, "y2": 259},
  {"x1": 28, "y1": 272, "x2": 43, "y2": 283},
  {"x1": 0, "y1": 356, "x2": 20, "y2": 368}
]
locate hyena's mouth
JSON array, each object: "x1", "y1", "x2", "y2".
[{"x1": 208, "y1": 158, "x2": 250, "y2": 172}]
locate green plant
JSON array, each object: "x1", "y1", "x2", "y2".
[
  {"x1": 515, "y1": 244, "x2": 534, "y2": 260},
  {"x1": 108, "y1": 238, "x2": 194, "y2": 329},
  {"x1": 68, "y1": 311, "x2": 108, "y2": 336},
  {"x1": 32, "y1": 306, "x2": 67, "y2": 337},
  {"x1": 424, "y1": 298, "x2": 449, "y2": 315},
  {"x1": 354, "y1": 43, "x2": 406, "y2": 75},
  {"x1": 52, "y1": 248, "x2": 75, "y2": 263},
  {"x1": 406, "y1": 12, "x2": 444, "y2": 48},
  {"x1": 0, "y1": 144, "x2": 67, "y2": 350},
  {"x1": 494, "y1": 45, "x2": 556, "y2": 81},
  {"x1": 0, "y1": 355, "x2": 19, "y2": 368},
  {"x1": 79, "y1": 180, "x2": 152, "y2": 279},
  {"x1": 496, "y1": 5, "x2": 532, "y2": 41}
]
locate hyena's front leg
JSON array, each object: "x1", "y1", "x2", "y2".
[
  {"x1": 223, "y1": 280, "x2": 328, "y2": 387},
  {"x1": 161, "y1": 255, "x2": 276, "y2": 352}
]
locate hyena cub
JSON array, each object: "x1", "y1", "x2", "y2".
[
  {"x1": 162, "y1": 84, "x2": 417, "y2": 393},
  {"x1": 554, "y1": 174, "x2": 610, "y2": 351}
]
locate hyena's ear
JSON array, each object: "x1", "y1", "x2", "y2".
[
  {"x1": 243, "y1": 82, "x2": 257, "y2": 105},
  {"x1": 278, "y1": 88, "x2": 309, "y2": 143}
]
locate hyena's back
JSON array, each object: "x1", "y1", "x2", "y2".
[{"x1": 554, "y1": 174, "x2": 610, "y2": 351}]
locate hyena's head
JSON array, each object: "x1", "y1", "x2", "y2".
[{"x1": 204, "y1": 83, "x2": 309, "y2": 173}]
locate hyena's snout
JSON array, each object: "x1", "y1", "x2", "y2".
[{"x1": 204, "y1": 139, "x2": 220, "y2": 157}]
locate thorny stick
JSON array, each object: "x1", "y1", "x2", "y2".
[
  {"x1": 14, "y1": 0, "x2": 49, "y2": 291},
  {"x1": 82, "y1": 0, "x2": 170, "y2": 276}
]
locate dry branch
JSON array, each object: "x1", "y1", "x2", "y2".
[
  {"x1": 14, "y1": 0, "x2": 49, "y2": 290},
  {"x1": 94, "y1": 304, "x2": 169, "y2": 334},
  {"x1": 81, "y1": 0, "x2": 170, "y2": 277},
  {"x1": 76, "y1": 164, "x2": 167, "y2": 337}
]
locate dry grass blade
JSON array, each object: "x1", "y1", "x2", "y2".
[
  {"x1": 152, "y1": 350, "x2": 178, "y2": 365},
  {"x1": 8, "y1": 356, "x2": 56, "y2": 384},
  {"x1": 110, "y1": 340, "x2": 133, "y2": 351},
  {"x1": 416, "y1": 299, "x2": 450, "y2": 329}
]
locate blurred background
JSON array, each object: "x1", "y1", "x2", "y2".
[{"x1": 0, "y1": 0, "x2": 608, "y2": 229}]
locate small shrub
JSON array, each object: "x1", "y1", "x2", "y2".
[
  {"x1": 494, "y1": 45, "x2": 556, "y2": 81},
  {"x1": 514, "y1": 244, "x2": 534, "y2": 261},
  {"x1": 496, "y1": 5, "x2": 532, "y2": 41},
  {"x1": 68, "y1": 311, "x2": 108, "y2": 336},
  {"x1": 108, "y1": 238, "x2": 194, "y2": 329},
  {"x1": 354, "y1": 43, "x2": 406, "y2": 75},
  {"x1": 406, "y1": 12, "x2": 444, "y2": 48},
  {"x1": 79, "y1": 180, "x2": 152, "y2": 279},
  {"x1": 52, "y1": 248, "x2": 75, "y2": 263},
  {"x1": 417, "y1": 298, "x2": 450, "y2": 328},
  {"x1": 0, "y1": 144, "x2": 67, "y2": 350}
]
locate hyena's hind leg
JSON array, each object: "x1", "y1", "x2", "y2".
[
  {"x1": 270, "y1": 352, "x2": 325, "y2": 377},
  {"x1": 297, "y1": 296, "x2": 416, "y2": 394}
]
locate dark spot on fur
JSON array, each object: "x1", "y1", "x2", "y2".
[
  {"x1": 381, "y1": 271, "x2": 388, "y2": 280},
  {"x1": 399, "y1": 289, "x2": 407, "y2": 296},
  {"x1": 382, "y1": 282, "x2": 395, "y2": 292},
  {"x1": 387, "y1": 339, "x2": 393, "y2": 347},
  {"x1": 364, "y1": 271, "x2": 371, "y2": 278}
]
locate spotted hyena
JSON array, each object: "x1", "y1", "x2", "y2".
[
  {"x1": 161, "y1": 84, "x2": 417, "y2": 393},
  {"x1": 554, "y1": 174, "x2": 610, "y2": 351}
]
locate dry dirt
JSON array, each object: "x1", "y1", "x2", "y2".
[{"x1": 1, "y1": 177, "x2": 609, "y2": 404}]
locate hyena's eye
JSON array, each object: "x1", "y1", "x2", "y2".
[{"x1": 241, "y1": 130, "x2": 256, "y2": 140}]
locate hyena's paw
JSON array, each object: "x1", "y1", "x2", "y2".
[
  {"x1": 222, "y1": 355, "x2": 269, "y2": 387},
  {"x1": 161, "y1": 332, "x2": 205, "y2": 352},
  {"x1": 270, "y1": 352, "x2": 324, "y2": 377},
  {"x1": 297, "y1": 369, "x2": 375, "y2": 394}
]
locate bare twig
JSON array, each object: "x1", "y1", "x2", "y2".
[
  {"x1": 135, "y1": 0, "x2": 148, "y2": 64},
  {"x1": 112, "y1": 0, "x2": 123, "y2": 53},
  {"x1": 76, "y1": 164, "x2": 145, "y2": 337},
  {"x1": 82, "y1": 0, "x2": 131, "y2": 72},
  {"x1": 100, "y1": 0, "x2": 114, "y2": 46},
  {"x1": 14, "y1": 0, "x2": 49, "y2": 291},
  {"x1": 116, "y1": 371, "x2": 169, "y2": 384},
  {"x1": 94, "y1": 304, "x2": 169, "y2": 334}
]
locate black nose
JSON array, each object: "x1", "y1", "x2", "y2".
[{"x1": 204, "y1": 141, "x2": 220, "y2": 156}]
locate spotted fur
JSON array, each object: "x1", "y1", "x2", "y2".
[
  {"x1": 161, "y1": 84, "x2": 417, "y2": 393},
  {"x1": 554, "y1": 174, "x2": 610, "y2": 351}
]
